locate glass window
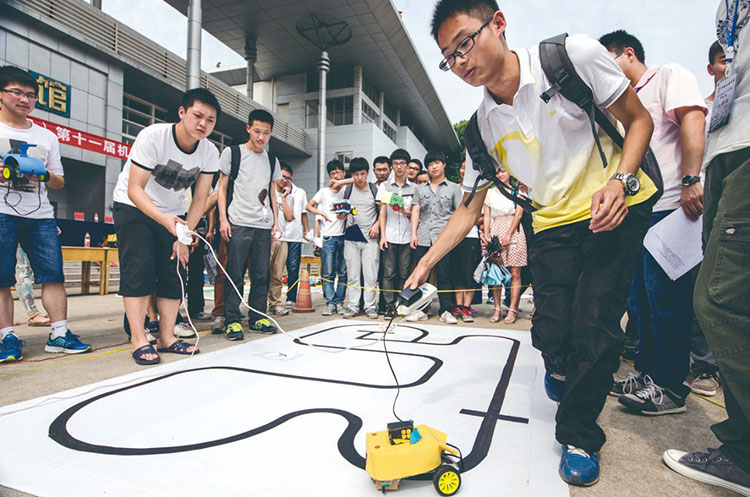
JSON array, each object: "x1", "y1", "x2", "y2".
[
  {"x1": 361, "y1": 100, "x2": 379, "y2": 125},
  {"x1": 306, "y1": 67, "x2": 354, "y2": 92},
  {"x1": 326, "y1": 96, "x2": 353, "y2": 126},
  {"x1": 383, "y1": 99, "x2": 397, "y2": 124},
  {"x1": 306, "y1": 99, "x2": 319, "y2": 129},
  {"x1": 382, "y1": 121, "x2": 397, "y2": 142},
  {"x1": 362, "y1": 76, "x2": 379, "y2": 103},
  {"x1": 335, "y1": 151, "x2": 352, "y2": 168}
]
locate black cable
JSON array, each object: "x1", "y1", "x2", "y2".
[
  {"x1": 4, "y1": 176, "x2": 42, "y2": 216},
  {"x1": 382, "y1": 315, "x2": 402, "y2": 422}
]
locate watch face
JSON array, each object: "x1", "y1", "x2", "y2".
[{"x1": 626, "y1": 175, "x2": 640, "y2": 194}]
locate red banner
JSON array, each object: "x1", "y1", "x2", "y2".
[
  {"x1": 74, "y1": 212, "x2": 84, "y2": 221},
  {"x1": 28, "y1": 116, "x2": 131, "y2": 160}
]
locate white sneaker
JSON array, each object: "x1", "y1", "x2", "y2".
[
  {"x1": 285, "y1": 300, "x2": 295, "y2": 308},
  {"x1": 406, "y1": 310, "x2": 428, "y2": 322},
  {"x1": 144, "y1": 331, "x2": 157, "y2": 344},
  {"x1": 440, "y1": 311, "x2": 457, "y2": 325},
  {"x1": 173, "y1": 322, "x2": 196, "y2": 338}
]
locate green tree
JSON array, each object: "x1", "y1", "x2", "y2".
[{"x1": 446, "y1": 119, "x2": 468, "y2": 183}]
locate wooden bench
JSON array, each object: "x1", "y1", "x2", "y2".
[{"x1": 61, "y1": 246, "x2": 118, "y2": 296}]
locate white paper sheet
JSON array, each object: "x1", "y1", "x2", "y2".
[{"x1": 643, "y1": 209, "x2": 703, "y2": 280}]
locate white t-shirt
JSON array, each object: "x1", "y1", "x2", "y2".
[
  {"x1": 312, "y1": 187, "x2": 345, "y2": 237},
  {"x1": 0, "y1": 120, "x2": 63, "y2": 219},
  {"x1": 705, "y1": 1, "x2": 750, "y2": 166},
  {"x1": 635, "y1": 65, "x2": 708, "y2": 212},
  {"x1": 218, "y1": 145, "x2": 282, "y2": 229},
  {"x1": 377, "y1": 179, "x2": 415, "y2": 244},
  {"x1": 462, "y1": 34, "x2": 658, "y2": 232},
  {"x1": 484, "y1": 186, "x2": 517, "y2": 217},
  {"x1": 275, "y1": 183, "x2": 307, "y2": 242},
  {"x1": 112, "y1": 123, "x2": 219, "y2": 215}
]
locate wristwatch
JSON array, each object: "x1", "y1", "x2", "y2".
[
  {"x1": 681, "y1": 175, "x2": 701, "y2": 186},
  {"x1": 610, "y1": 172, "x2": 640, "y2": 196}
]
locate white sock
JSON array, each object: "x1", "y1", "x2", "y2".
[
  {"x1": 0, "y1": 326, "x2": 16, "y2": 339},
  {"x1": 50, "y1": 320, "x2": 67, "y2": 339}
]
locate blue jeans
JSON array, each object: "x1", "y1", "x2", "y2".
[
  {"x1": 0, "y1": 214, "x2": 64, "y2": 288},
  {"x1": 629, "y1": 209, "x2": 694, "y2": 397},
  {"x1": 321, "y1": 235, "x2": 346, "y2": 306},
  {"x1": 285, "y1": 241, "x2": 302, "y2": 303}
]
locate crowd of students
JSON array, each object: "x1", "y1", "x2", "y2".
[{"x1": 0, "y1": 0, "x2": 748, "y2": 493}]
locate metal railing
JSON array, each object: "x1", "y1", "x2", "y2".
[{"x1": 8, "y1": 0, "x2": 307, "y2": 151}]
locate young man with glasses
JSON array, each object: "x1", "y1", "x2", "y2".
[
  {"x1": 407, "y1": 158, "x2": 423, "y2": 184},
  {"x1": 405, "y1": 1, "x2": 658, "y2": 487},
  {"x1": 378, "y1": 149, "x2": 416, "y2": 318},
  {"x1": 0, "y1": 66, "x2": 91, "y2": 363}
]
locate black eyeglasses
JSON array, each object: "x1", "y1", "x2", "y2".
[
  {"x1": 439, "y1": 17, "x2": 493, "y2": 72},
  {"x1": 1, "y1": 88, "x2": 38, "y2": 100}
]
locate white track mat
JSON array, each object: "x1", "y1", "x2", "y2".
[{"x1": 0, "y1": 321, "x2": 568, "y2": 497}]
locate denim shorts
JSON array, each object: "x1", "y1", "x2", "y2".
[{"x1": 0, "y1": 213, "x2": 64, "y2": 288}]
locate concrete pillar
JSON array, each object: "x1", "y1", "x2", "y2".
[
  {"x1": 244, "y1": 37, "x2": 257, "y2": 100},
  {"x1": 186, "y1": 0, "x2": 202, "y2": 90},
  {"x1": 353, "y1": 65, "x2": 363, "y2": 124},
  {"x1": 317, "y1": 51, "x2": 330, "y2": 189}
]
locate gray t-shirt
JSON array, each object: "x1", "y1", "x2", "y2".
[
  {"x1": 218, "y1": 145, "x2": 281, "y2": 229},
  {"x1": 348, "y1": 184, "x2": 379, "y2": 242}
]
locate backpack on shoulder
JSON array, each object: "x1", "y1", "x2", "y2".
[
  {"x1": 343, "y1": 181, "x2": 380, "y2": 242},
  {"x1": 464, "y1": 32, "x2": 663, "y2": 212},
  {"x1": 225, "y1": 144, "x2": 276, "y2": 214}
]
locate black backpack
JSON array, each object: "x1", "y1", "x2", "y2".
[
  {"x1": 464, "y1": 33, "x2": 663, "y2": 212},
  {"x1": 225, "y1": 144, "x2": 276, "y2": 212}
]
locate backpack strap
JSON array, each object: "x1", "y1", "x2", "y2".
[
  {"x1": 463, "y1": 111, "x2": 537, "y2": 213},
  {"x1": 267, "y1": 151, "x2": 277, "y2": 194},
  {"x1": 539, "y1": 33, "x2": 663, "y2": 195},
  {"x1": 343, "y1": 183, "x2": 353, "y2": 199},
  {"x1": 368, "y1": 182, "x2": 378, "y2": 200},
  {"x1": 225, "y1": 144, "x2": 241, "y2": 211}
]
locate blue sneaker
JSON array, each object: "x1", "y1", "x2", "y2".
[
  {"x1": 225, "y1": 322, "x2": 244, "y2": 341},
  {"x1": 0, "y1": 334, "x2": 26, "y2": 363},
  {"x1": 44, "y1": 330, "x2": 91, "y2": 354},
  {"x1": 544, "y1": 371, "x2": 565, "y2": 402},
  {"x1": 251, "y1": 318, "x2": 278, "y2": 334},
  {"x1": 559, "y1": 445, "x2": 600, "y2": 486}
]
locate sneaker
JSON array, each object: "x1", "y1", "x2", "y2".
[
  {"x1": 690, "y1": 372, "x2": 720, "y2": 397},
  {"x1": 439, "y1": 311, "x2": 458, "y2": 325},
  {"x1": 285, "y1": 300, "x2": 295, "y2": 308},
  {"x1": 610, "y1": 372, "x2": 651, "y2": 397},
  {"x1": 190, "y1": 312, "x2": 212, "y2": 320},
  {"x1": 336, "y1": 304, "x2": 346, "y2": 315},
  {"x1": 322, "y1": 304, "x2": 336, "y2": 316},
  {"x1": 0, "y1": 334, "x2": 26, "y2": 363},
  {"x1": 366, "y1": 308, "x2": 379, "y2": 319},
  {"x1": 451, "y1": 306, "x2": 461, "y2": 318},
  {"x1": 663, "y1": 448, "x2": 750, "y2": 496},
  {"x1": 251, "y1": 318, "x2": 278, "y2": 334},
  {"x1": 343, "y1": 308, "x2": 358, "y2": 319},
  {"x1": 144, "y1": 331, "x2": 157, "y2": 345},
  {"x1": 406, "y1": 310, "x2": 428, "y2": 322},
  {"x1": 559, "y1": 445, "x2": 600, "y2": 486},
  {"x1": 211, "y1": 316, "x2": 226, "y2": 335},
  {"x1": 544, "y1": 372, "x2": 566, "y2": 402},
  {"x1": 44, "y1": 330, "x2": 91, "y2": 354},
  {"x1": 384, "y1": 307, "x2": 396, "y2": 319},
  {"x1": 145, "y1": 320, "x2": 160, "y2": 335},
  {"x1": 270, "y1": 306, "x2": 290, "y2": 316},
  {"x1": 225, "y1": 322, "x2": 244, "y2": 341},
  {"x1": 460, "y1": 307, "x2": 474, "y2": 323},
  {"x1": 173, "y1": 322, "x2": 196, "y2": 338},
  {"x1": 619, "y1": 383, "x2": 687, "y2": 415}
]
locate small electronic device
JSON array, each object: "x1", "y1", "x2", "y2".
[
  {"x1": 1, "y1": 144, "x2": 46, "y2": 181},
  {"x1": 387, "y1": 420, "x2": 414, "y2": 445},
  {"x1": 380, "y1": 191, "x2": 404, "y2": 211},
  {"x1": 175, "y1": 223, "x2": 194, "y2": 245},
  {"x1": 396, "y1": 283, "x2": 437, "y2": 316},
  {"x1": 331, "y1": 199, "x2": 357, "y2": 216}
]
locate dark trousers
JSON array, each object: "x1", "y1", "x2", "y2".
[
  {"x1": 416, "y1": 244, "x2": 456, "y2": 314},
  {"x1": 187, "y1": 238, "x2": 206, "y2": 316},
  {"x1": 382, "y1": 243, "x2": 412, "y2": 308},
  {"x1": 530, "y1": 203, "x2": 651, "y2": 453},
  {"x1": 285, "y1": 241, "x2": 302, "y2": 303},
  {"x1": 224, "y1": 225, "x2": 271, "y2": 324},
  {"x1": 630, "y1": 209, "x2": 694, "y2": 397},
  {"x1": 694, "y1": 147, "x2": 750, "y2": 472}
]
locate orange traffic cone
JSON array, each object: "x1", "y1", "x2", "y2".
[{"x1": 293, "y1": 269, "x2": 314, "y2": 313}]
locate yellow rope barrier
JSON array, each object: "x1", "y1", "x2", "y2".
[{"x1": 317, "y1": 277, "x2": 533, "y2": 294}]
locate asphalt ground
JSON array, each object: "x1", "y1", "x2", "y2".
[{"x1": 0, "y1": 291, "x2": 734, "y2": 497}]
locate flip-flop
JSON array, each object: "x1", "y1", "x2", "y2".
[
  {"x1": 132, "y1": 344, "x2": 161, "y2": 365},
  {"x1": 156, "y1": 339, "x2": 199, "y2": 355}
]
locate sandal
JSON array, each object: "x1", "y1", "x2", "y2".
[
  {"x1": 132, "y1": 344, "x2": 161, "y2": 365},
  {"x1": 489, "y1": 308, "x2": 502, "y2": 323},
  {"x1": 156, "y1": 339, "x2": 199, "y2": 355},
  {"x1": 27, "y1": 311, "x2": 51, "y2": 327},
  {"x1": 504, "y1": 309, "x2": 518, "y2": 324}
]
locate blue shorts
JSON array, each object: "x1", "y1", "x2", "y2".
[{"x1": 0, "y1": 214, "x2": 64, "y2": 288}]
